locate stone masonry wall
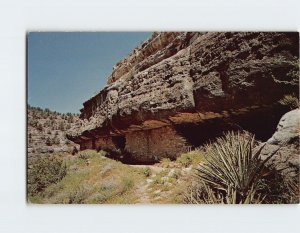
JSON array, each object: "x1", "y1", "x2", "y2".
[
  {"x1": 80, "y1": 137, "x2": 118, "y2": 152},
  {"x1": 79, "y1": 126, "x2": 188, "y2": 163},
  {"x1": 95, "y1": 137, "x2": 118, "y2": 152},
  {"x1": 80, "y1": 140, "x2": 93, "y2": 150},
  {"x1": 125, "y1": 126, "x2": 187, "y2": 162}
]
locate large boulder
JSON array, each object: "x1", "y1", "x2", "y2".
[
  {"x1": 267, "y1": 109, "x2": 300, "y2": 145},
  {"x1": 262, "y1": 109, "x2": 299, "y2": 178}
]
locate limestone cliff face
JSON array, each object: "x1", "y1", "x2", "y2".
[{"x1": 68, "y1": 32, "x2": 299, "y2": 163}]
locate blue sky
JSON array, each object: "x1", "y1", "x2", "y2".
[{"x1": 27, "y1": 32, "x2": 152, "y2": 113}]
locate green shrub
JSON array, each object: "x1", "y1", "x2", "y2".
[
  {"x1": 176, "y1": 150, "x2": 205, "y2": 167},
  {"x1": 121, "y1": 177, "x2": 134, "y2": 193},
  {"x1": 170, "y1": 170, "x2": 179, "y2": 180},
  {"x1": 192, "y1": 132, "x2": 279, "y2": 204},
  {"x1": 160, "y1": 158, "x2": 171, "y2": 164},
  {"x1": 43, "y1": 182, "x2": 64, "y2": 198},
  {"x1": 151, "y1": 170, "x2": 168, "y2": 185},
  {"x1": 143, "y1": 167, "x2": 152, "y2": 177},
  {"x1": 90, "y1": 176, "x2": 134, "y2": 204},
  {"x1": 28, "y1": 156, "x2": 67, "y2": 196},
  {"x1": 152, "y1": 176, "x2": 163, "y2": 185},
  {"x1": 100, "y1": 164, "x2": 113, "y2": 177},
  {"x1": 92, "y1": 179, "x2": 119, "y2": 203},
  {"x1": 79, "y1": 153, "x2": 89, "y2": 160},
  {"x1": 79, "y1": 150, "x2": 101, "y2": 159},
  {"x1": 66, "y1": 185, "x2": 90, "y2": 204}
]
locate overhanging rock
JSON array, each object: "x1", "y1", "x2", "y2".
[{"x1": 67, "y1": 32, "x2": 299, "y2": 163}]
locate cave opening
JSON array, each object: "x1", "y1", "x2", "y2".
[
  {"x1": 174, "y1": 119, "x2": 238, "y2": 148},
  {"x1": 174, "y1": 106, "x2": 287, "y2": 148},
  {"x1": 232, "y1": 105, "x2": 289, "y2": 142},
  {"x1": 112, "y1": 135, "x2": 126, "y2": 150}
]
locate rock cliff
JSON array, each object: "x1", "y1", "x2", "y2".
[{"x1": 67, "y1": 32, "x2": 299, "y2": 163}]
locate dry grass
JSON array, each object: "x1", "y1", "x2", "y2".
[
  {"x1": 28, "y1": 150, "x2": 144, "y2": 204},
  {"x1": 28, "y1": 134, "x2": 298, "y2": 204},
  {"x1": 176, "y1": 149, "x2": 206, "y2": 168}
]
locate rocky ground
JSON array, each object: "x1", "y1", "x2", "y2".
[{"x1": 27, "y1": 105, "x2": 80, "y2": 164}]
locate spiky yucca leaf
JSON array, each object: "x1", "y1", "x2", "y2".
[
  {"x1": 196, "y1": 132, "x2": 279, "y2": 203},
  {"x1": 184, "y1": 181, "x2": 223, "y2": 204}
]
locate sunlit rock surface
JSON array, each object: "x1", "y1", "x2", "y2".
[{"x1": 67, "y1": 32, "x2": 299, "y2": 163}]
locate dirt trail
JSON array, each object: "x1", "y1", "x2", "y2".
[
  {"x1": 131, "y1": 164, "x2": 189, "y2": 204},
  {"x1": 136, "y1": 180, "x2": 151, "y2": 204},
  {"x1": 130, "y1": 165, "x2": 165, "y2": 204}
]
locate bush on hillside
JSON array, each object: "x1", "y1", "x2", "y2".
[
  {"x1": 28, "y1": 156, "x2": 67, "y2": 196},
  {"x1": 143, "y1": 167, "x2": 152, "y2": 177}
]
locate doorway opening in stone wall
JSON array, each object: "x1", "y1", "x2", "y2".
[{"x1": 112, "y1": 135, "x2": 126, "y2": 150}]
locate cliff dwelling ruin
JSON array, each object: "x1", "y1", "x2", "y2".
[{"x1": 67, "y1": 32, "x2": 299, "y2": 163}]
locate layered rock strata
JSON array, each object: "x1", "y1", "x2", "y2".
[{"x1": 68, "y1": 32, "x2": 299, "y2": 163}]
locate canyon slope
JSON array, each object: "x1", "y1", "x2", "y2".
[
  {"x1": 28, "y1": 105, "x2": 79, "y2": 164},
  {"x1": 67, "y1": 32, "x2": 299, "y2": 163}
]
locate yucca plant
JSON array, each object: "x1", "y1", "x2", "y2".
[
  {"x1": 196, "y1": 132, "x2": 279, "y2": 204},
  {"x1": 185, "y1": 178, "x2": 265, "y2": 204},
  {"x1": 185, "y1": 180, "x2": 223, "y2": 204}
]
